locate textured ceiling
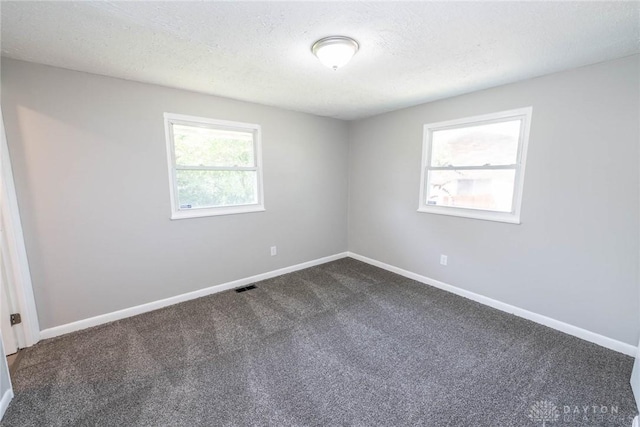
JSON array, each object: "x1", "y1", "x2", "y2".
[{"x1": 1, "y1": 1, "x2": 639, "y2": 120}]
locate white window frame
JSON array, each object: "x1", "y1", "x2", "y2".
[
  {"x1": 418, "y1": 107, "x2": 532, "y2": 224},
  {"x1": 164, "y1": 113, "x2": 265, "y2": 220}
]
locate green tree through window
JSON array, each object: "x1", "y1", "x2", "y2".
[{"x1": 165, "y1": 114, "x2": 264, "y2": 219}]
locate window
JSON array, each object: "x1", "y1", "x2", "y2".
[
  {"x1": 418, "y1": 107, "x2": 532, "y2": 224},
  {"x1": 164, "y1": 113, "x2": 264, "y2": 219}
]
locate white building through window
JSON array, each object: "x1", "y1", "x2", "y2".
[
  {"x1": 418, "y1": 107, "x2": 532, "y2": 224},
  {"x1": 164, "y1": 113, "x2": 264, "y2": 219}
]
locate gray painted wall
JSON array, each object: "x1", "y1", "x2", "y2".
[
  {"x1": 348, "y1": 55, "x2": 640, "y2": 345},
  {"x1": 2, "y1": 55, "x2": 638, "y2": 347},
  {"x1": 1, "y1": 58, "x2": 349, "y2": 330}
]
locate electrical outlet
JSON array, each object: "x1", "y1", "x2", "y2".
[
  {"x1": 270, "y1": 246, "x2": 277, "y2": 256},
  {"x1": 440, "y1": 254, "x2": 448, "y2": 266}
]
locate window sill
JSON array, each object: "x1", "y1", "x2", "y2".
[
  {"x1": 417, "y1": 206, "x2": 521, "y2": 224},
  {"x1": 171, "y1": 205, "x2": 265, "y2": 220}
]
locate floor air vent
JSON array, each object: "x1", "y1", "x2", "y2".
[{"x1": 235, "y1": 285, "x2": 257, "y2": 293}]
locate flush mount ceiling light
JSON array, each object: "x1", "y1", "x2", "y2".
[{"x1": 311, "y1": 36, "x2": 359, "y2": 71}]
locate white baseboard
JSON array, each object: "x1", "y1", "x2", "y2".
[
  {"x1": 40, "y1": 252, "x2": 348, "y2": 340},
  {"x1": 347, "y1": 252, "x2": 637, "y2": 357},
  {"x1": 0, "y1": 388, "x2": 13, "y2": 422},
  {"x1": 37, "y1": 250, "x2": 638, "y2": 357}
]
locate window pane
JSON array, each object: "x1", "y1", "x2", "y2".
[
  {"x1": 431, "y1": 120, "x2": 521, "y2": 167},
  {"x1": 173, "y1": 124, "x2": 255, "y2": 167},
  {"x1": 426, "y1": 169, "x2": 516, "y2": 212},
  {"x1": 176, "y1": 170, "x2": 258, "y2": 209}
]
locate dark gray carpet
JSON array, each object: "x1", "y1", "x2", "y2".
[{"x1": 2, "y1": 258, "x2": 637, "y2": 426}]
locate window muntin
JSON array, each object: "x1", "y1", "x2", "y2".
[
  {"x1": 419, "y1": 108, "x2": 532, "y2": 224},
  {"x1": 165, "y1": 113, "x2": 264, "y2": 219}
]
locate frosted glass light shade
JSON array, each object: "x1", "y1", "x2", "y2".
[{"x1": 311, "y1": 36, "x2": 359, "y2": 70}]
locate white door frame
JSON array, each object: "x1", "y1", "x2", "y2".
[
  {"x1": 0, "y1": 107, "x2": 40, "y2": 347},
  {"x1": 0, "y1": 279, "x2": 18, "y2": 355},
  {"x1": 0, "y1": 332, "x2": 14, "y2": 421}
]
